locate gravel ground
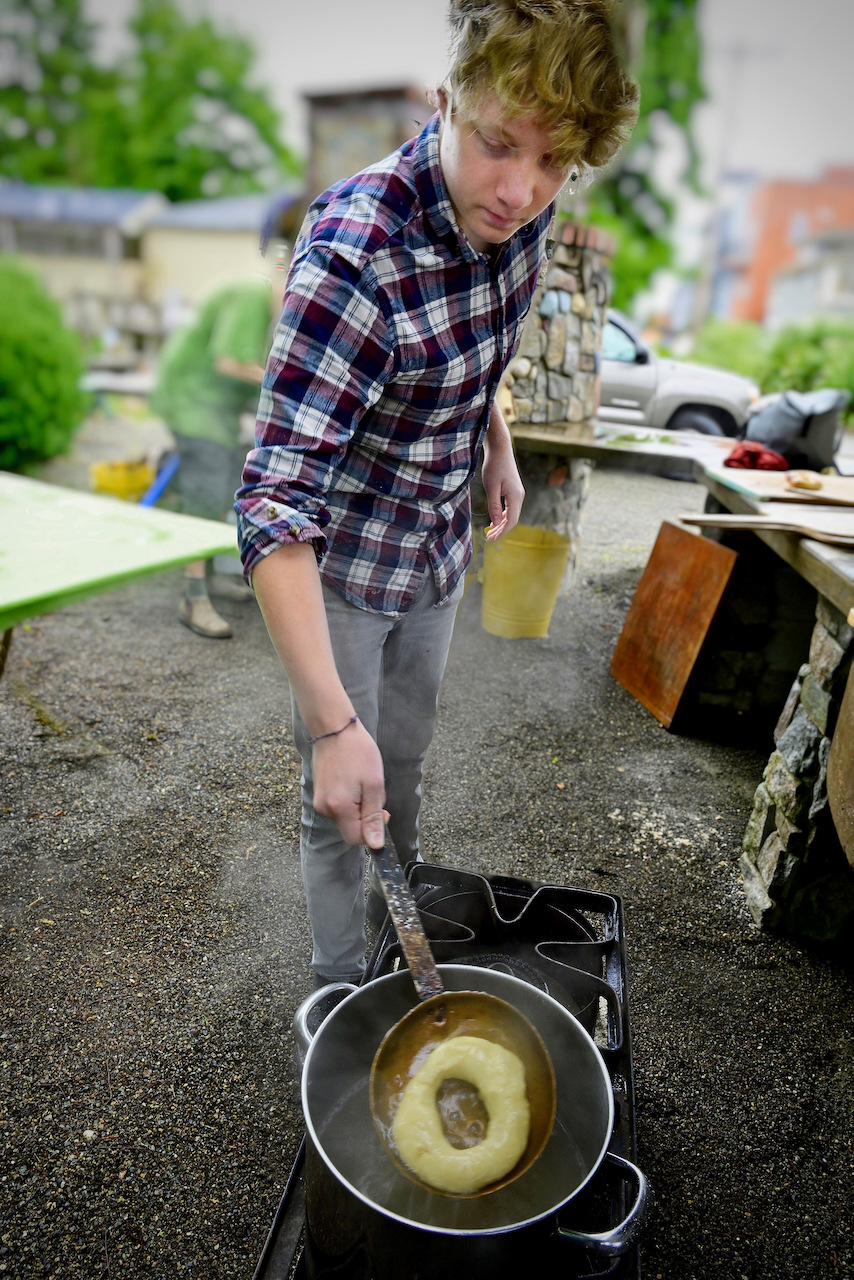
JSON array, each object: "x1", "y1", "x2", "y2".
[{"x1": 1, "y1": 466, "x2": 852, "y2": 1279}]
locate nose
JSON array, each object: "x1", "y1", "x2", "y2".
[{"x1": 495, "y1": 158, "x2": 535, "y2": 213}]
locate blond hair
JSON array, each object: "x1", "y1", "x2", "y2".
[{"x1": 446, "y1": 0, "x2": 639, "y2": 172}]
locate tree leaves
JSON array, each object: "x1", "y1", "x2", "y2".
[{"x1": 0, "y1": 0, "x2": 301, "y2": 201}]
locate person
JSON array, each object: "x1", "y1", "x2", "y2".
[
  {"x1": 151, "y1": 274, "x2": 276, "y2": 638},
  {"x1": 236, "y1": 0, "x2": 638, "y2": 984}
]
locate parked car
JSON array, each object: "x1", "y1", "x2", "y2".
[{"x1": 598, "y1": 311, "x2": 759, "y2": 436}]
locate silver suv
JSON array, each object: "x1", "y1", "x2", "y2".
[{"x1": 598, "y1": 311, "x2": 759, "y2": 437}]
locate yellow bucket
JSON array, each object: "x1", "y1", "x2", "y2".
[
  {"x1": 90, "y1": 459, "x2": 154, "y2": 502},
  {"x1": 481, "y1": 524, "x2": 570, "y2": 638}
]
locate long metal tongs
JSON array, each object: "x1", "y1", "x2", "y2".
[{"x1": 368, "y1": 835, "x2": 444, "y2": 1000}]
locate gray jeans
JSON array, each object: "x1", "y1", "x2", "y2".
[{"x1": 291, "y1": 569, "x2": 464, "y2": 980}]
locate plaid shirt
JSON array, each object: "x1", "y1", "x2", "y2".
[{"x1": 236, "y1": 113, "x2": 552, "y2": 615}]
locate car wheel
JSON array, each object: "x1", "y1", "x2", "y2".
[{"x1": 668, "y1": 408, "x2": 725, "y2": 436}]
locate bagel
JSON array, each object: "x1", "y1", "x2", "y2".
[{"x1": 391, "y1": 1035, "x2": 530, "y2": 1195}]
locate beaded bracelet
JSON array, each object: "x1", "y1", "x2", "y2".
[{"x1": 307, "y1": 714, "x2": 359, "y2": 746}]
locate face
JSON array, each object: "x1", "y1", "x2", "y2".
[{"x1": 437, "y1": 87, "x2": 570, "y2": 255}]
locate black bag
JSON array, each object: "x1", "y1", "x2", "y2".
[{"x1": 745, "y1": 388, "x2": 850, "y2": 469}]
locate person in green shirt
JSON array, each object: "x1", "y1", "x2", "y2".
[{"x1": 151, "y1": 273, "x2": 275, "y2": 637}]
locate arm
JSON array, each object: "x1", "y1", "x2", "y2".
[
  {"x1": 213, "y1": 355, "x2": 265, "y2": 384},
  {"x1": 237, "y1": 251, "x2": 396, "y2": 849},
  {"x1": 251, "y1": 542, "x2": 387, "y2": 848},
  {"x1": 482, "y1": 398, "x2": 525, "y2": 542}
]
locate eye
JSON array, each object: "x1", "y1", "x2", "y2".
[{"x1": 479, "y1": 132, "x2": 509, "y2": 156}]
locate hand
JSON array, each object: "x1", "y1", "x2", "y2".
[
  {"x1": 482, "y1": 426, "x2": 524, "y2": 542},
  {"x1": 311, "y1": 720, "x2": 387, "y2": 848}
]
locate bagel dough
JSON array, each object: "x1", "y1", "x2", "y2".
[{"x1": 392, "y1": 1035, "x2": 530, "y2": 1195}]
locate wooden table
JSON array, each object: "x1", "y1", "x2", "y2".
[
  {"x1": 0, "y1": 471, "x2": 238, "y2": 675},
  {"x1": 695, "y1": 465, "x2": 854, "y2": 620}
]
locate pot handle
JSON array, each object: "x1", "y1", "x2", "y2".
[
  {"x1": 555, "y1": 1153, "x2": 651, "y2": 1258},
  {"x1": 293, "y1": 983, "x2": 358, "y2": 1060}
]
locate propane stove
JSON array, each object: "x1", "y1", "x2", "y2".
[{"x1": 254, "y1": 863, "x2": 646, "y2": 1280}]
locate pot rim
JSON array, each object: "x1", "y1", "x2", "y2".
[{"x1": 301, "y1": 964, "x2": 615, "y2": 1236}]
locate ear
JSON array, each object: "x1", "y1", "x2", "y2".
[{"x1": 435, "y1": 85, "x2": 451, "y2": 121}]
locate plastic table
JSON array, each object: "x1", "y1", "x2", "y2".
[{"x1": 0, "y1": 471, "x2": 239, "y2": 674}]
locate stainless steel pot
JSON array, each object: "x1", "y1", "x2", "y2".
[{"x1": 294, "y1": 964, "x2": 649, "y2": 1280}]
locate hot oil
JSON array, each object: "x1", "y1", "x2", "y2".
[
  {"x1": 315, "y1": 1074, "x2": 589, "y2": 1232},
  {"x1": 435, "y1": 1077, "x2": 488, "y2": 1149}
]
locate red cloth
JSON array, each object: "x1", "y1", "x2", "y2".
[{"x1": 723, "y1": 441, "x2": 789, "y2": 471}]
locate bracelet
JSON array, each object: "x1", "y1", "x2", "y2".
[{"x1": 307, "y1": 714, "x2": 359, "y2": 746}]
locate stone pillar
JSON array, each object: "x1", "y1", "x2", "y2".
[
  {"x1": 503, "y1": 222, "x2": 616, "y2": 592},
  {"x1": 505, "y1": 221, "x2": 615, "y2": 427},
  {"x1": 740, "y1": 596, "x2": 854, "y2": 944}
]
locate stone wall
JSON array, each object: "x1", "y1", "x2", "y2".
[
  {"x1": 502, "y1": 222, "x2": 615, "y2": 592},
  {"x1": 503, "y1": 221, "x2": 616, "y2": 428},
  {"x1": 740, "y1": 595, "x2": 854, "y2": 944}
]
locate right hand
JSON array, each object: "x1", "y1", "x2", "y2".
[{"x1": 311, "y1": 719, "x2": 387, "y2": 849}]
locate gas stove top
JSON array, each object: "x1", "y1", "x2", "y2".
[{"x1": 254, "y1": 864, "x2": 645, "y2": 1280}]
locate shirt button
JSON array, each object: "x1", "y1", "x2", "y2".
[{"x1": 265, "y1": 505, "x2": 277, "y2": 519}]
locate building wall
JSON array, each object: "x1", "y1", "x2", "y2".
[
  {"x1": 732, "y1": 169, "x2": 854, "y2": 322},
  {"x1": 141, "y1": 228, "x2": 271, "y2": 306},
  {"x1": 17, "y1": 252, "x2": 144, "y2": 309}
]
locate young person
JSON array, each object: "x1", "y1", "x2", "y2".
[
  {"x1": 236, "y1": 0, "x2": 638, "y2": 984},
  {"x1": 152, "y1": 274, "x2": 275, "y2": 638}
]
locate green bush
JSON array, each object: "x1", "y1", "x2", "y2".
[
  {"x1": 761, "y1": 319, "x2": 854, "y2": 421},
  {"x1": 689, "y1": 317, "x2": 769, "y2": 383},
  {"x1": 0, "y1": 256, "x2": 88, "y2": 470},
  {"x1": 683, "y1": 316, "x2": 854, "y2": 423}
]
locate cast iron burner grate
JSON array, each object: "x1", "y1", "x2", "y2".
[{"x1": 254, "y1": 864, "x2": 643, "y2": 1280}]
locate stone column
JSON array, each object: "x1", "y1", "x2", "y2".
[
  {"x1": 740, "y1": 596, "x2": 854, "y2": 944},
  {"x1": 501, "y1": 222, "x2": 616, "y2": 593}
]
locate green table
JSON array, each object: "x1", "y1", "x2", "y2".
[{"x1": 0, "y1": 471, "x2": 239, "y2": 671}]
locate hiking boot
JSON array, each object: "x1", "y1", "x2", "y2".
[
  {"x1": 178, "y1": 595, "x2": 233, "y2": 639},
  {"x1": 207, "y1": 574, "x2": 254, "y2": 603}
]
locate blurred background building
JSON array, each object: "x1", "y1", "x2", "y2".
[{"x1": 1, "y1": 0, "x2": 853, "y2": 462}]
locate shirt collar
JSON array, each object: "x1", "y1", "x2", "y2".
[{"x1": 412, "y1": 113, "x2": 484, "y2": 266}]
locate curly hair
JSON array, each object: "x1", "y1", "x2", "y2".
[{"x1": 446, "y1": 0, "x2": 639, "y2": 172}]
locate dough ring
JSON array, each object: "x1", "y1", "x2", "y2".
[{"x1": 392, "y1": 1035, "x2": 530, "y2": 1195}]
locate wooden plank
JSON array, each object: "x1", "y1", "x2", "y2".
[
  {"x1": 704, "y1": 468, "x2": 854, "y2": 507},
  {"x1": 702, "y1": 474, "x2": 854, "y2": 618},
  {"x1": 680, "y1": 508, "x2": 854, "y2": 548},
  {"x1": 609, "y1": 521, "x2": 738, "y2": 728},
  {"x1": 827, "y1": 663, "x2": 854, "y2": 867}
]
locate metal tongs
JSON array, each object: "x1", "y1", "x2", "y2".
[{"x1": 367, "y1": 833, "x2": 556, "y2": 1197}]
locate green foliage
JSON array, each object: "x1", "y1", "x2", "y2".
[
  {"x1": 582, "y1": 209, "x2": 670, "y2": 313},
  {"x1": 689, "y1": 317, "x2": 769, "y2": 382},
  {"x1": 572, "y1": 0, "x2": 705, "y2": 307},
  {"x1": 677, "y1": 316, "x2": 854, "y2": 422},
  {"x1": 633, "y1": 0, "x2": 705, "y2": 186},
  {"x1": 761, "y1": 319, "x2": 854, "y2": 421},
  {"x1": 0, "y1": 0, "x2": 115, "y2": 184},
  {"x1": 0, "y1": 257, "x2": 88, "y2": 470},
  {"x1": 0, "y1": 0, "x2": 300, "y2": 200}
]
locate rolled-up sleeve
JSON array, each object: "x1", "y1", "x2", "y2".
[{"x1": 235, "y1": 245, "x2": 395, "y2": 581}]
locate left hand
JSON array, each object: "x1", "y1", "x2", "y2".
[{"x1": 482, "y1": 404, "x2": 524, "y2": 541}]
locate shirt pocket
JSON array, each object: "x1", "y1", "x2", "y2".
[{"x1": 389, "y1": 340, "x2": 477, "y2": 424}]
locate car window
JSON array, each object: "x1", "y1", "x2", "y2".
[{"x1": 602, "y1": 321, "x2": 638, "y2": 363}]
